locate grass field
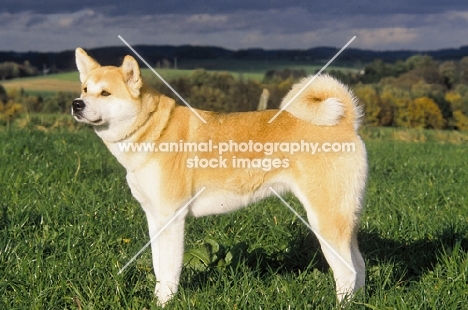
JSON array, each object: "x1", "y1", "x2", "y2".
[
  {"x1": 1, "y1": 60, "x2": 355, "y2": 97},
  {"x1": 0, "y1": 124, "x2": 467, "y2": 309},
  {"x1": 1, "y1": 69, "x2": 263, "y2": 96}
]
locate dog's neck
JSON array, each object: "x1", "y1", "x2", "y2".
[{"x1": 97, "y1": 90, "x2": 186, "y2": 171}]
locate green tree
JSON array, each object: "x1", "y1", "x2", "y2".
[
  {"x1": 378, "y1": 90, "x2": 395, "y2": 126},
  {"x1": 354, "y1": 85, "x2": 380, "y2": 126},
  {"x1": 393, "y1": 97, "x2": 413, "y2": 128},
  {"x1": 189, "y1": 85, "x2": 228, "y2": 112},
  {"x1": 0, "y1": 84, "x2": 7, "y2": 103},
  {"x1": 439, "y1": 61, "x2": 456, "y2": 88},
  {"x1": 459, "y1": 56, "x2": 468, "y2": 83},
  {"x1": 43, "y1": 92, "x2": 81, "y2": 113},
  {"x1": 445, "y1": 91, "x2": 464, "y2": 112},
  {"x1": 452, "y1": 110, "x2": 468, "y2": 131},
  {"x1": 453, "y1": 84, "x2": 468, "y2": 115},
  {"x1": 446, "y1": 91, "x2": 468, "y2": 130},
  {"x1": 410, "y1": 80, "x2": 433, "y2": 98},
  {"x1": 405, "y1": 55, "x2": 437, "y2": 70}
]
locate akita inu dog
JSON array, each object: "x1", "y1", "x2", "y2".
[{"x1": 72, "y1": 48, "x2": 367, "y2": 306}]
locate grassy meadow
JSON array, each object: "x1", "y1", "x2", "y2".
[
  {"x1": 1, "y1": 68, "x2": 260, "y2": 91},
  {"x1": 0, "y1": 118, "x2": 467, "y2": 309},
  {"x1": 2, "y1": 69, "x2": 264, "y2": 99},
  {"x1": 1, "y1": 60, "x2": 355, "y2": 97}
]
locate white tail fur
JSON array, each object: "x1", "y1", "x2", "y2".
[{"x1": 280, "y1": 74, "x2": 361, "y2": 130}]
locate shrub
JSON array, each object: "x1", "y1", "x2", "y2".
[
  {"x1": 354, "y1": 85, "x2": 381, "y2": 126},
  {"x1": 409, "y1": 97, "x2": 446, "y2": 129},
  {"x1": 0, "y1": 100, "x2": 22, "y2": 124}
]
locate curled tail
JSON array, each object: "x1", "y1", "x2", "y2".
[{"x1": 279, "y1": 74, "x2": 362, "y2": 131}]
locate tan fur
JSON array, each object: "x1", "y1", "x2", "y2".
[{"x1": 72, "y1": 48, "x2": 367, "y2": 306}]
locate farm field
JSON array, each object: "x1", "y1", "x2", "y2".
[
  {"x1": 0, "y1": 124, "x2": 467, "y2": 309},
  {"x1": 2, "y1": 73, "x2": 81, "y2": 94},
  {"x1": 1, "y1": 69, "x2": 263, "y2": 96},
  {"x1": 1, "y1": 60, "x2": 357, "y2": 96}
]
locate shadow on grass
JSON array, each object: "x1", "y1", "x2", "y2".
[
  {"x1": 181, "y1": 225, "x2": 468, "y2": 294},
  {"x1": 359, "y1": 226, "x2": 468, "y2": 283},
  {"x1": 180, "y1": 232, "x2": 330, "y2": 292}
]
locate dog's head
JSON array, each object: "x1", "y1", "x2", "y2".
[{"x1": 72, "y1": 48, "x2": 145, "y2": 141}]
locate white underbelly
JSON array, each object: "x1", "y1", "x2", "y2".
[{"x1": 189, "y1": 182, "x2": 289, "y2": 217}]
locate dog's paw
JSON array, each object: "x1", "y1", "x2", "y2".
[{"x1": 155, "y1": 282, "x2": 176, "y2": 307}]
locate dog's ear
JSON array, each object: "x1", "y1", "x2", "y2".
[
  {"x1": 75, "y1": 48, "x2": 100, "y2": 83},
  {"x1": 121, "y1": 55, "x2": 143, "y2": 98}
]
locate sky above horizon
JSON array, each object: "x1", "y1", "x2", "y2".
[{"x1": 1, "y1": 0, "x2": 468, "y2": 52}]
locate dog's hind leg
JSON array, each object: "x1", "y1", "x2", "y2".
[
  {"x1": 315, "y1": 217, "x2": 365, "y2": 303},
  {"x1": 145, "y1": 208, "x2": 187, "y2": 306},
  {"x1": 293, "y1": 185, "x2": 365, "y2": 303}
]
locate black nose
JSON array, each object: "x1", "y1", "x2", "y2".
[{"x1": 72, "y1": 99, "x2": 86, "y2": 112}]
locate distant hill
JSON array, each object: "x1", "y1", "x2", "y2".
[{"x1": 1, "y1": 45, "x2": 468, "y2": 73}]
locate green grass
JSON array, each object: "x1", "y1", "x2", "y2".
[
  {"x1": 39, "y1": 71, "x2": 80, "y2": 82},
  {"x1": 2, "y1": 69, "x2": 265, "y2": 98},
  {"x1": 1, "y1": 60, "x2": 356, "y2": 97},
  {"x1": 175, "y1": 58, "x2": 359, "y2": 74},
  {"x1": 0, "y1": 126, "x2": 467, "y2": 309}
]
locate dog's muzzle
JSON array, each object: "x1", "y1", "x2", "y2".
[{"x1": 71, "y1": 99, "x2": 103, "y2": 125}]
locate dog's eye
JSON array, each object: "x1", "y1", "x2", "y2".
[
  {"x1": 101, "y1": 90, "x2": 111, "y2": 96},
  {"x1": 83, "y1": 87, "x2": 87, "y2": 93}
]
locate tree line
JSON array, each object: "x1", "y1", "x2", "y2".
[
  {"x1": 147, "y1": 55, "x2": 468, "y2": 131},
  {"x1": 1, "y1": 54, "x2": 468, "y2": 131},
  {"x1": 0, "y1": 61, "x2": 38, "y2": 80},
  {"x1": 351, "y1": 55, "x2": 468, "y2": 130}
]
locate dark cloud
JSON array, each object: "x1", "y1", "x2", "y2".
[
  {"x1": 1, "y1": 1, "x2": 468, "y2": 51},
  {"x1": 24, "y1": 15, "x2": 48, "y2": 28},
  {"x1": 2, "y1": 0, "x2": 468, "y2": 16}
]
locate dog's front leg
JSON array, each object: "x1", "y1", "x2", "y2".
[{"x1": 145, "y1": 208, "x2": 186, "y2": 307}]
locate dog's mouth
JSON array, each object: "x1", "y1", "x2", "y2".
[
  {"x1": 72, "y1": 111, "x2": 103, "y2": 125},
  {"x1": 72, "y1": 111, "x2": 82, "y2": 119},
  {"x1": 90, "y1": 118, "x2": 104, "y2": 125},
  {"x1": 82, "y1": 117, "x2": 104, "y2": 126}
]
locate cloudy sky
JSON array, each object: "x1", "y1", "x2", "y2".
[{"x1": 1, "y1": 0, "x2": 468, "y2": 52}]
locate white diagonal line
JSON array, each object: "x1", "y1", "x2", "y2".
[
  {"x1": 268, "y1": 36, "x2": 356, "y2": 123},
  {"x1": 268, "y1": 187, "x2": 356, "y2": 274},
  {"x1": 118, "y1": 35, "x2": 207, "y2": 124},
  {"x1": 117, "y1": 187, "x2": 207, "y2": 274}
]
